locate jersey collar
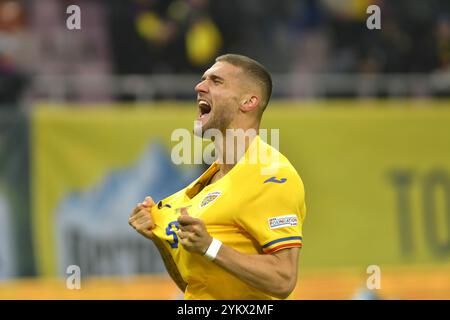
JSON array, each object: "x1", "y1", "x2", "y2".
[{"x1": 186, "y1": 161, "x2": 220, "y2": 199}]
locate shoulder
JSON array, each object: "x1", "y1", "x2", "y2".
[
  {"x1": 236, "y1": 139, "x2": 305, "y2": 204},
  {"x1": 257, "y1": 139, "x2": 304, "y2": 191}
]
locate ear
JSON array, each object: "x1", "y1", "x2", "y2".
[{"x1": 240, "y1": 95, "x2": 260, "y2": 113}]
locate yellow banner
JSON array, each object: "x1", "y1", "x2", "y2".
[{"x1": 32, "y1": 100, "x2": 450, "y2": 276}]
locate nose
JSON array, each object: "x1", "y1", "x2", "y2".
[{"x1": 195, "y1": 79, "x2": 208, "y2": 94}]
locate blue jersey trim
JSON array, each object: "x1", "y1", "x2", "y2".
[{"x1": 262, "y1": 236, "x2": 302, "y2": 248}]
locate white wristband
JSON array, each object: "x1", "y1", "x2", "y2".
[{"x1": 204, "y1": 238, "x2": 222, "y2": 261}]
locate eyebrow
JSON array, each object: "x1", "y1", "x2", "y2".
[{"x1": 201, "y1": 73, "x2": 224, "y2": 82}]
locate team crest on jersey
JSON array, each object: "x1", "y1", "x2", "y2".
[
  {"x1": 199, "y1": 191, "x2": 222, "y2": 208},
  {"x1": 268, "y1": 214, "x2": 298, "y2": 229}
]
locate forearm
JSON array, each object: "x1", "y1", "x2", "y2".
[
  {"x1": 152, "y1": 237, "x2": 187, "y2": 293},
  {"x1": 129, "y1": 201, "x2": 186, "y2": 292},
  {"x1": 213, "y1": 245, "x2": 299, "y2": 299}
]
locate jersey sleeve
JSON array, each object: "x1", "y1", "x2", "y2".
[{"x1": 235, "y1": 167, "x2": 306, "y2": 254}]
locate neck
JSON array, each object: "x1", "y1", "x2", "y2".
[{"x1": 213, "y1": 123, "x2": 259, "y2": 177}]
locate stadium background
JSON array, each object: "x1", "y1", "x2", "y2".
[{"x1": 0, "y1": 0, "x2": 449, "y2": 299}]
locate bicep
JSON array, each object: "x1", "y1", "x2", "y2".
[{"x1": 236, "y1": 170, "x2": 306, "y2": 254}]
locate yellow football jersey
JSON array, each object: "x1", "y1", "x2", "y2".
[{"x1": 150, "y1": 135, "x2": 306, "y2": 299}]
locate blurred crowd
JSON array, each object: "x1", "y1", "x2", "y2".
[
  {"x1": 0, "y1": 0, "x2": 449, "y2": 104},
  {"x1": 108, "y1": 0, "x2": 450, "y2": 74}
]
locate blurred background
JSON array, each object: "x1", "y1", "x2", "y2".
[{"x1": 0, "y1": 0, "x2": 449, "y2": 299}]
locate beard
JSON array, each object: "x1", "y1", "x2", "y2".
[{"x1": 195, "y1": 106, "x2": 235, "y2": 138}]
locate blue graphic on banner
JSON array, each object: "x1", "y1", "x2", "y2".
[{"x1": 55, "y1": 142, "x2": 202, "y2": 277}]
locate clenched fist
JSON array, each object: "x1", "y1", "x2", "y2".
[
  {"x1": 129, "y1": 196, "x2": 156, "y2": 240},
  {"x1": 177, "y1": 207, "x2": 213, "y2": 255}
]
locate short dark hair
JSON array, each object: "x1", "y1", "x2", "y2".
[{"x1": 215, "y1": 54, "x2": 272, "y2": 112}]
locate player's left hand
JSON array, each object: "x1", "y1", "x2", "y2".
[{"x1": 177, "y1": 208, "x2": 213, "y2": 255}]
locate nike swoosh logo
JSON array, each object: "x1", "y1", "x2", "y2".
[{"x1": 264, "y1": 177, "x2": 287, "y2": 184}]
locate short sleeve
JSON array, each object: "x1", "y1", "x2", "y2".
[{"x1": 235, "y1": 167, "x2": 306, "y2": 254}]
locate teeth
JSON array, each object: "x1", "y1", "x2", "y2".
[{"x1": 198, "y1": 99, "x2": 211, "y2": 118}]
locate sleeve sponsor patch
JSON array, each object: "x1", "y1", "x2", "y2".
[{"x1": 268, "y1": 214, "x2": 298, "y2": 229}]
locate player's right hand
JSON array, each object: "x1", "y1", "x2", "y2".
[{"x1": 129, "y1": 196, "x2": 156, "y2": 240}]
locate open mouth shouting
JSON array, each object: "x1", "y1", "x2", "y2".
[{"x1": 197, "y1": 98, "x2": 212, "y2": 124}]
